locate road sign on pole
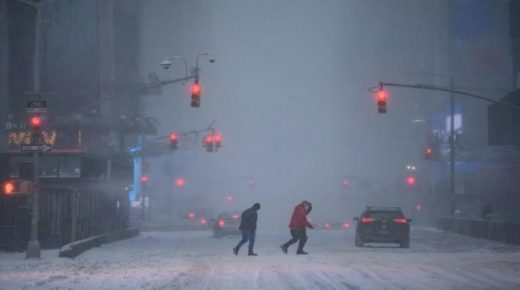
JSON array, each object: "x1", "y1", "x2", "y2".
[
  {"x1": 20, "y1": 144, "x2": 51, "y2": 152},
  {"x1": 27, "y1": 100, "x2": 47, "y2": 113}
]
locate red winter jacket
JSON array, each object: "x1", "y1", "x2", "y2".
[{"x1": 289, "y1": 204, "x2": 312, "y2": 230}]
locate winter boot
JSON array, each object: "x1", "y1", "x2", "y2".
[
  {"x1": 280, "y1": 245, "x2": 288, "y2": 254},
  {"x1": 233, "y1": 247, "x2": 239, "y2": 256},
  {"x1": 296, "y1": 250, "x2": 308, "y2": 255},
  {"x1": 248, "y1": 252, "x2": 258, "y2": 256}
]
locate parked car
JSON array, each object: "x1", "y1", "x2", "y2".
[
  {"x1": 212, "y1": 211, "x2": 241, "y2": 238},
  {"x1": 354, "y1": 206, "x2": 411, "y2": 248}
]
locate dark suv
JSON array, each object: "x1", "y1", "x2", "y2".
[{"x1": 354, "y1": 207, "x2": 411, "y2": 248}]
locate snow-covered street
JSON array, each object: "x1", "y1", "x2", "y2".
[{"x1": 1, "y1": 227, "x2": 520, "y2": 290}]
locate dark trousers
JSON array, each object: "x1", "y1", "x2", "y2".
[
  {"x1": 283, "y1": 229, "x2": 307, "y2": 252},
  {"x1": 235, "y1": 229, "x2": 256, "y2": 254}
]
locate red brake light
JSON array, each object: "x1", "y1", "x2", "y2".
[
  {"x1": 406, "y1": 176, "x2": 416, "y2": 185},
  {"x1": 393, "y1": 218, "x2": 408, "y2": 224},
  {"x1": 187, "y1": 212, "x2": 196, "y2": 219},
  {"x1": 200, "y1": 218, "x2": 207, "y2": 225},
  {"x1": 342, "y1": 223, "x2": 350, "y2": 229},
  {"x1": 218, "y1": 220, "x2": 225, "y2": 227},
  {"x1": 324, "y1": 223, "x2": 331, "y2": 229},
  {"x1": 361, "y1": 217, "x2": 375, "y2": 223}
]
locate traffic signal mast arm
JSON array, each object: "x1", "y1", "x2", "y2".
[
  {"x1": 71, "y1": 75, "x2": 198, "y2": 116},
  {"x1": 128, "y1": 126, "x2": 217, "y2": 156},
  {"x1": 373, "y1": 82, "x2": 520, "y2": 112}
]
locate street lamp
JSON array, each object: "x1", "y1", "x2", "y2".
[{"x1": 160, "y1": 56, "x2": 188, "y2": 77}]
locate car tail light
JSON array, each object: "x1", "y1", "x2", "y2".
[
  {"x1": 187, "y1": 212, "x2": 196, "y2": 219},
  {"x1": 361, "y1": 217, "x2": 375, "y2": 223},
  {"x1": 200, "y1": 218, "x2": 207, "y2": 225},
  {"x1": 324, "y1": 223, "x2": 331, "y2": 229},
  {"x1": 232, "y1": 214, "x2": 239, "y2": 219},
  {"x1": 342, "y1": 223, "x2": 350, "y2": 229},
  {"x1": 218, "y1": 220, "x2": 225, "y2": 227},
  {"x1": 393, "y1": 218, "x2": 408, "y2": 224}
]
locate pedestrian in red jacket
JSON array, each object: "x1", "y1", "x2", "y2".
[{"x1": 281, "y1": 200, "x2": 313, "y2": 255}]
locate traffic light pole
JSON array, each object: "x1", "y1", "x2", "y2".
[
  {"x1": 26, "y1": 0, "x2": 42, "y2": 259},
  {"x1": 374, "y1": 81, "x2": 520, "y2": 218},
  {"x1": 449, "y1": 79, "x2": 455, "y2": 217}
]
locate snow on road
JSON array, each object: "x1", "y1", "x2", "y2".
[{"x1": 1, "y1": 227, "x2": 520, "y2": 290}]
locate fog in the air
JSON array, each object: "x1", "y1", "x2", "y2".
[{"x1": 137, "y1": 0, "x2": 458, "y2": 230}]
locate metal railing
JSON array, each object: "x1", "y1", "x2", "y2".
[{"x1": 438, "y1": 217, "x2": 520, "y2": 245}]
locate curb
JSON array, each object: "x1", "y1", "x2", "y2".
[{"x1": 59, "y1": 228, "x2": 139, "y2": 258}]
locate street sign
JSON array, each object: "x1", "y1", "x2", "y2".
[
  {"x1": 27, "y1": 100, "x2": 47, "y2": 113},
  {"x1": 5, "y1": 122, "x2": 27, "y2": 130},
  {"x1": 20, "y1": 144, "x2": 51, "y2": 152}
]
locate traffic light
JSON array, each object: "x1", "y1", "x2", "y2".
[
  {"x1": 30, "y1": 115, "x2": 42, "y2": 130},
  {"x1": 202, "y1": 133, "x2": 222, "y2": 152},
  {"x1": 203, "y1": 134, "x2": 215, "y2": 152},
  {"x1": 141, "y1": 175, "x2": 149, "y2": 184},
  {"x1": 214, "y1": 134, "x2": 222, "y2": 149},
  {"x1": 175, "y1": 178, "x2": 185, "y2": 188},
  {"x1": 342, "y1": 178, "x2": 349, "y2": 188},
  {"x1": 169, "y1": 133, "x2": 178, "y2": 150},
  {"x1": 3, "y1": 181, "x2": 16, "y2": 195},
  {"x1": 424, "y1": 147, "x2": 433, "y2": 160},
  {"x1": 191, "y1": 82, "x2": 202, "y2": 107},
  {"x1": 375, "y1": 88, "x2": 388, "y2": 113}
]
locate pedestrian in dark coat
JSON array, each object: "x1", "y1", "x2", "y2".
[
  {"x1": 233, "y1": 203, "x2": 261, "y2": 256},
  {"x1": 281, "y1": 200, "x2": 313, "y2": 255}
]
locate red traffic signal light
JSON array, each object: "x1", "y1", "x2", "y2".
[
  {"x1": 141, "y1": 175, "x2": 149, "y2": 183},
  {"x1": 214, "y1": 134, "x2": 222, "y2": 148},
  {"x1": 175, "y1": 178, "x2": 185, "y2": 188},
  {"x1": 203, "y1": 134, "x2": 215, "y2": 152},
  {"x1": 202, "y1": 133, "x2": 222, "y2": 152},
  {"x1": 169, "y1": 133, "x2": 178, "y2": 150},
  {"x1": 30, "y1": 115, "x2": 42, "y2": 129},
  {"x1": 425, "y1": 147, "x2": 433, "y2": 160},
  {"x1": 406, "y1": 176, "x2": 416, "y2": 186},
  {"x1": 3, "y1": 181, "x2": 16, "y2": 195},
  {"x1": 375, "y1": 88, "x2": 388, "y2": 113},
  {"x1": 191, "y1": 82, "x2": 202, "y2": 108}
]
